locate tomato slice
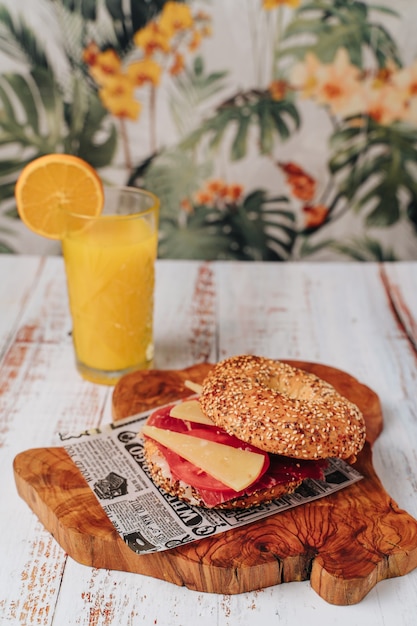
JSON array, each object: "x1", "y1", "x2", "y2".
[
  {"x1": 144, "y1": 403, "x2": 327, "y2": 506},
  {"x1": 145, "y1": 404, "x2": 270, "y2": 492}
]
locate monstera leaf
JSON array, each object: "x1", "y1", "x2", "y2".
[
  {"x1": 0, "y1": 6, "x2": 50, "y2": 69},
  {"x1": 281, "y1": 0, "x2": 401, "y2": 68},
  {"x1": 181, "y1": 91, "x2": 300, "y2": 161},
  {"x1": 58, "y1": 0, "x2": 168, "y2": 53},
  {"x1": 329, "y1": 119, "x2": 417, "y2": 227},
  {"x1": 0, "y1": 68, "x2": 116, "y2": 203},
  {"x1": 158, "y1": 190, "x2": 297, "y2": 261},
  {"x1": 0, "y1": 69, "x2": 63, "y2": 183}
]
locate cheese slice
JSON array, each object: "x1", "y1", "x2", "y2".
[
  {"x1": 142, "y1": 424, "x2": 265, "y2": 492},
  {"x1": 184, "y1": 380, "x2": 203, "y2": 395},
  {"x1": 170, "y1": 400, "x2": 214, "y2": 425}
]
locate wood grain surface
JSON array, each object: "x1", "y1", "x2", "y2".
[{"x1": 13, "y1": 360, "x2": 417, "y2": 605}]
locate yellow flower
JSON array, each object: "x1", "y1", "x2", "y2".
[
  {"x1": 293, "y1": 49, "x2": 364, "y2": 118},
  {"x1": 263, "y1": 0, "x2": 300, "y2": 9},
  {"x1": 99, "y1": 74, "x2": 141, "y2": 120},
  {"x1": 127, "y1": 58, "x2": 162, "y2": 86},
  {"x1": 134, "y1": 22, "x2": 171, "y2": 56},
  {"x1": 89, "y1": 49, "x2": 122, "y2": 85},
  {"x1": 315, "y1": 49, "x2": 364, "y2": 117},
  {"x1": 393, "y1": 60, "x2": 417, "y2": 99},
  {"x1": 363, "y1": 80, "x2": 408, "y2": 125},
  {"x1": 291, "y1": 52, "x2": 321, "y2": 98},
  {"x1": 159, "y1": 1, "x2": 194, "y2": 36}
]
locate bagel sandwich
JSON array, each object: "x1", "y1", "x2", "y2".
[{"x1": 140, "y1": 355, "x2": 366, "y2": 510}]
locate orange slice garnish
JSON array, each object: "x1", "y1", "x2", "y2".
[{"x1": 14, "y1": 153, "x2": 104, "y2": 240}]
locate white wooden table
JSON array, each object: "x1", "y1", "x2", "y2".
[{"x1": 1, "y1": 255, "x2": 417, "y2": 626}]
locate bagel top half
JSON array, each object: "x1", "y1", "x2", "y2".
[{"x1": 199, "y1": 355, "x2": 366, "y2": 461}]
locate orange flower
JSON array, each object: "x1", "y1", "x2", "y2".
[
  {"x1": 180, "y1": 198, "x2": 193, "y2": 213},
  {"x1": 127, "y1": 58, "x2": 162, "y2": 86},
  {"x1": 263, "y1": 0, "x2": 300, "y2": 8},
  {"x1": 200, "y1": 24, "x2": 212, "y2": 38},
  {"x1": 89, "y1": 49, "x2": 122, "y2": 85},
  {"x1": 278, "y1": 162, "x2": 316, "y2": 202},
  {"x1": 303, "y1": 204, "x2": 329, "y2": 229},
  {"x1": 269, "y1": 80, "x2": 288, "y2": 101},
  {"x1": 292, "y1": 49, "x2": 365, "y2": 118},
  {"x1": 314, "y1": 48, "x2": 364, "y2": 117},
  {"x1": 364, "y1": 81, "x2": 408, "y2": 125},
  {"x1": 393, "y1": 60, "x2": 417, "y2": 98},
  {"x1": 195, "y1": 189, "x2": 214, "y2": 205},
  {"x1": 188, "y1": 29, "x2": 202, "y2": 52},
  {"x1": 194, "y1": 179, "x2": 245, "y2": 207},
  {"x1": 134, "y1": 22, "x2": 171, "y2": 56},
  {"x1": 159, "y1": 1, "x2": 194, "y2": 36},
  {"x1": 206, "y1": 179, "x2": 228, "y2": 195},
  {"x1": 99, "y1": 75, "x2": 141, "y2": 120},
  {"x1": 169, "y1": 52, "x2": 185, "y2": 76},
  {"x1": 194, "y1": 10, "x2": 211, "y2": 21},
  {"x1": 82, "y1": 41, "x2": 100, "y2": 66},
  {"x1": 225, "y1": 184, "x2": 244, "y2": 203}
]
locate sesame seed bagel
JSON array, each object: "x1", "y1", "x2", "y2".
[{"x1": 199, "y1": 355, "x2": 366, "y2": 461}]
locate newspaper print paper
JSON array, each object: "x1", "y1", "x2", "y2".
[{"x1": 60, "y1": 403, "x2": 363, "y2": 555}]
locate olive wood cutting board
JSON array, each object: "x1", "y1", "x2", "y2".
[{"x1": 13, "y1": 361, "x2": 417, "y2": 605}]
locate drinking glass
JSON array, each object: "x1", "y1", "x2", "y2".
[{"x1": 61, "y1": 186, "x2": 159, "y2": 385}]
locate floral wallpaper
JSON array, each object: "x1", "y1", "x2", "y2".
[{"x1": 0, "y1": 0, "x2": 417, "y2": 260}]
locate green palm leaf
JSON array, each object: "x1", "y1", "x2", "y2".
[
  {"x1": 0, "y1": 6, "x2": 50, "y2": 69},
  {"x1": 169, "y1": 56, "x2": 229, "y2": 136},
  {"x1": 281, "y1": 0, "x2": 401, "y2": 68},
  {"x1": 158, "y1": 188, "x2": 297, "y2": 261},
  {"x1": 329, "y1": 120, "x2": 417, "y2": 227},
  {"x1": 180, "y1": 91, "x2": 300, "y2": 161},
  {"x1": 330, "y1": 236, "x2": 397, "y2": 261}
]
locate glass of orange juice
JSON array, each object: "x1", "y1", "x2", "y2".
[{"x1": 61, "y1": 186, "x2": 159, "y2": 385}]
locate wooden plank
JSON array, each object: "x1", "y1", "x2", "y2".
[
  {"x1": 153, "y1": 260, "x2": 218, "y2": 368},
  {"x1": 381, "y1": 262, "x2": 417, "y2": 350},
  {"x1": 0, "y1": 255, "x2": 44, "y2": 360},
  {"x1": 0, "y1": 256, "x2": 111, "y2": 625}
]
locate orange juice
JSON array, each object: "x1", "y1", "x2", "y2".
[{"x1": 61, "y1": 187, "x2": 159, "y2": 385}]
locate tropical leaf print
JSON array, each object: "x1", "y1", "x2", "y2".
[
  {"x1": 329, "y1": 119, "x2": 417, "y2": 227},
  {"x1": 281, "y1": 0, "x2": 401, "y2": 68},
  {"x1": 59, "y1": 0, "x2": 168, "y2": 53},
  {"x1": 158, "y1": 183, "x2": 297, "y2": 261},
  {"x1": 0, "y1": 0, "x2": 416, "y2": 260},
  {"x1": 180, "y1": 89, "x2": 300, "y2": 160},
  {"x1": 0, "y1": 68, "x2": 116, "y2": 203},
  {"x1": 298, "y1": 234, "x2": 398, "y2": 261},
  {"x1": 169, "y1": 56, "x2": 228, "y2": 136},
  {"x1": 0, "y1": 5, "x2": 117, "y2": 207},
  {"x1": 0, "y1": 6, "x2": 50, "y2": 69}
]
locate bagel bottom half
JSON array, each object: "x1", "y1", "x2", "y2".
[{"x1": 143, "y1": 438, "x2": 303, "y2": 510}]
